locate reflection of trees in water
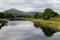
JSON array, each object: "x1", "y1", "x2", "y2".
[
  {"x1": 0, "y1": 21, "x2": 8, "y2": 29},
  {"x1": 34, "y1": 22, "x2": 56, "y2": 37},
  {"x1": 40, "y1": 27, "x2": 56, "y2": 37}
]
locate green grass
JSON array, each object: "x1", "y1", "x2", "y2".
[
  {"x1": 49, "y1": 17, "x2": 60, "y2": 22},
  {"x1": 26, "y1": 18, "x2": 60, "y2": 32}
]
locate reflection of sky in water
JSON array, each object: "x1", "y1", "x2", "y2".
[{"x1": 0, "y1": 21, "x2": 60, "y2": 40}]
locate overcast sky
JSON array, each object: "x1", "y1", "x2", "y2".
[{"x1": 0, "y1": 0, "x2": 60, "y2": 13}]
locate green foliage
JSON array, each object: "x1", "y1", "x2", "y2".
[
  {"x1": 0, "y1": 12, "x2": 4, "y2": 18},
  {"x1": 42, "y1": 8, "x2": 59, "y2": 20},
  {"x1": 33, "y1": 8, "x2": 59, "y2": 19},
  {"x1": 33, "y1": 13, "x2": 42, "y2": 19},
  {"x1": 34, "y1": 13, "x2": 39, "y2": 19},
  {"x1": 0, "y1": 12, "x2": 14, "y2": 18},
  {"x1": 5, "y1": 11, "x2": 15, "y2": 18}
]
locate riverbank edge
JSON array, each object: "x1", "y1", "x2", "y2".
[
  {"x1": 25, "y1": 18, "x2": 60, "y2": 32},
  {"x1": 0, "y1": 18, "x2": 60, "y2": 32}
]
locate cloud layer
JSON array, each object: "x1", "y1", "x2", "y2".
[{"x1": 0, "y1": 0, "x2": 60, "y2": 13}]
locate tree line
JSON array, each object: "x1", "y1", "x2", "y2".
[
  {"x1": 0, "y1": 8, "x2": 59, "y2": 19},
  {"x1": 33, "y1": 8, "x2": 59, "y2": 20},
  {"x1": 0, "y1": 12, "x2": 14, "y2": 18}
]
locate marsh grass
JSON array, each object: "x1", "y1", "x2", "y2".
[
  {"x1": 26, "y1": 18, "x2": 60, "y2": 32},
  {"x1": 0, "y1": 19, "x2": 7, "y2": 23}
]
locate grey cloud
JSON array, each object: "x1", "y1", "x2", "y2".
[{"x1": 0, "y1": 0, "x2": 60, "y2": 13}]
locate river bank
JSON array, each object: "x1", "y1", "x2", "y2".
[
  {"x1": 26, "y1": 18, "x2": 60, "y2": 32},
  {"x1": 0, "y1": 18, "x2": 60, "y2": 32},
  {"x1": 0, "y1": 19, "x2": 8, "y2": 23}
]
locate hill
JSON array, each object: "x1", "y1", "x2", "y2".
[
  {"x1": 3, "y1": 8, "x2": 31, "y2": 17},
  {"x1": 3, "y1": 8, "x2": 42, "y2": 17}
]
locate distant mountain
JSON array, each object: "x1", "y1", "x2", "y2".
[
  {"x1": 28, "y1": 12, "x2": 42, "y2": 15},
  {"x1": 3, "y1": 8, "x2": 31, "y2": 17},
  {"x1": 3, "y1": 8, "x2": 42, "y2": 17}
]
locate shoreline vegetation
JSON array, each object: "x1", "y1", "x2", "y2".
[
  {"x1": 0, "y1": 19, "x2": 8, "y2": 23},
  {"x1": 25, "y1": 18, "x2": 60, "y2": 32}
]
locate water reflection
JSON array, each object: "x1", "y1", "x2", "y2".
[
  {"x1": 34, "y1": 22, "x2": 56, "y2": 37},
  {"x1": 0, "y1": 21, "x2": 57, "y2": 37},
  {"x1": 0, "y1": 21, "x2": 8, "y2": 29},
  {"x1": 0, "y1": 21, "x2": 60, "y2": 40}
]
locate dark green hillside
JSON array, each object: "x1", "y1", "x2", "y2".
[{"x1": 3, "y1": 8, "x2": 32, "y2": 17}]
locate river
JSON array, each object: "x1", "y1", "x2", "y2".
[{"x1": 0, "y1": 21, "x2": 60, "y2": 40}]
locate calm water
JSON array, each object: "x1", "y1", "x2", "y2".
[{"x1": 0, "y1": 21, "x2": 60, "y2": 40}]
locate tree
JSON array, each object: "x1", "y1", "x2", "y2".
[
  {"x1": 3, "y1": 12, "x2": 14, "y2": 18},
  {"x1": 0, "y1": 12, "x2": 14, "y2": 18},
  {"x1": 42, "y1": 8, "x2": 59, "y2": 20},
  {"x1": 34, "y1": 13, "x2": 39, "y2": 19},
  {"x1": 33, "y1": 12, "x2": 43, "y2": 19},
  {"x1": 0, "y1": 12, "x2": 4, "y2": 18}
]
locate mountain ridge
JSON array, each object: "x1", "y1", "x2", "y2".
[{"x1": 3, "y1": 8, "x2": 42, "y2": 17}]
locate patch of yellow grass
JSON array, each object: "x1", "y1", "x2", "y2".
[
  {"x1": 0, "y1": 19, "x2": 7, "y2": 23},
  {"x1": 26, "y1": 18, "x2": 60, "y2": 32}
]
